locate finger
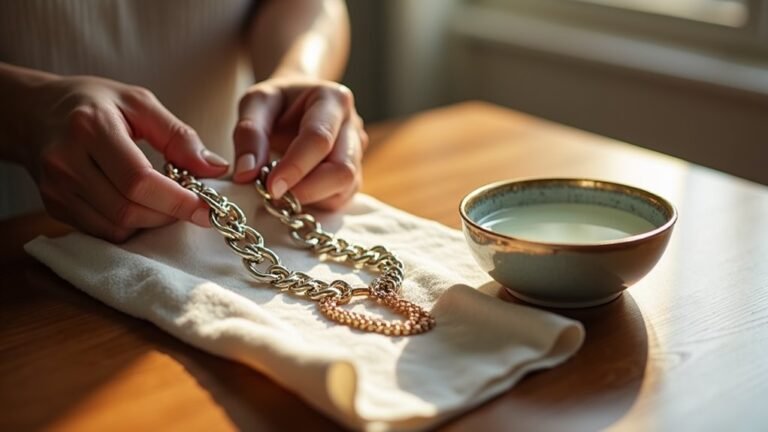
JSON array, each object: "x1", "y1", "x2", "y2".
[
  {"x1": 264, "y1": 129, "x2": 295, "y2": 154},
  {"x1": 290, "y1": 162, "x2": 355, "y2": 204},
  {"x1": 80, "y1": 106, "x2": 209, "y2": 226},
  {"x1": 353, "y1": 113, "x2": 369, "y2": 152},
  {"x1": 268, "y1": 89, "x2": 350, "y2": 198},
  {"x1": 290, "y1": 120, "x2": 362, "y2": 204},
  {"x1": 46, "y1": 192, "x2": 136, "y2": 243},
  {"x1": 119, "y1": 86, "x2": 228, "y2": 177},
  {"x1": 232, "y1": 86, "x2": 282, "y2": 183},
  {"x1": 41, "y1": 146, "x2": 176, "y2": 229},
  {"x1": 313, "y1": 190, "x2": 357, "y2": 211},
  {"x1": 79, "y1": 158, "x2": 177, "y2": 228},
  {"x1": 70, "y1": 194, "x2": 137, "y2": 243}
]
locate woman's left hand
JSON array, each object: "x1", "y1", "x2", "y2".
[{"x1": 232, "y1": 76, "x2": 368, "y2": 210}]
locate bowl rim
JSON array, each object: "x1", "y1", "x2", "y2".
[{"x1": 459, "y1": 177, "x2": 678, "y2": 250}]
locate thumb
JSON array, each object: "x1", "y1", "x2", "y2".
[{"x1": 120, "y1": 87, "x2": 229, "y2": 177}]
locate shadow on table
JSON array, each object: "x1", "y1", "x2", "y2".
[
  {"x1": 152, "y1": 344, "x2": 350, "y2": 432},
  {"x1": 4, "y1": 263, "x2": 160, "y2": 431},
  {"x1": 488, "y1": 287, "x2": 648, "y2": 432},
  {"x1": 9, "y1": 262, "x2": 346, "y2": 432},
  {"x1": 397, "y1": 282, "x2": 649, "y2": 432}
]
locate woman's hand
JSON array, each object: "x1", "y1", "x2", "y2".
[
  {"x1": 18, "y1": 74, "x2": 229, "y2": 242},
  {"x1": 232, "y1": 76, "x2": 368, "y2": 210}
]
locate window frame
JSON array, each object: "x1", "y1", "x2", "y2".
[{"x1": 470, "y1": 0, "x2": 768, "y2": 58}]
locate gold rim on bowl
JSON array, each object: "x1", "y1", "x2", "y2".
[{"x1": 459, "y1": 178, "x2": 678, "y2": 251}]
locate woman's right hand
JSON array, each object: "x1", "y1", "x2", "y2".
[{"x1": 16, "y1": 74, "x2": 229, "y2": 242}]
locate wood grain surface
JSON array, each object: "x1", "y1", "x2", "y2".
[{"x1": 2, "y1": 101, "x2": 767, "y2": 431}]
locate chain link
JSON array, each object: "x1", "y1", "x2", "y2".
[{"x1": 165, "y1": 162, "x2": 435, "y2": 336}]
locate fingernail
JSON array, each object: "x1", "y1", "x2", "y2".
[
  {"x1": 235, "y1": 153, "x2": 256, "y2": 176},
  {"x1": 201, "y1": 149, "x2": 229, "y2": 167},
  {"x1": 272, "y1": 178, "x2": 288, "y2": 198},
  {"x1": 191, "y1": 207, "x2": 209, "y2": 226}
]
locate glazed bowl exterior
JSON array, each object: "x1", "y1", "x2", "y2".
[{"x1": 459, "y1": 178, "x2": 677, "y2": 308}]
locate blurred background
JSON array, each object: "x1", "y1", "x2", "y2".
[{"x1": 343, "y1": 0, "x2": 767, "y2": 185}]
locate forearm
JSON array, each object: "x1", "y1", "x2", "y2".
[
  {"x1": 247, "y1": 0, "x2": 350, "y2": 81},
  {"x1": 0, "y1": 62, "x2": 58, "y2": 162}
]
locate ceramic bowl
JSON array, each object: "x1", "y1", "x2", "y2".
[{"x1": 459, "y1": 178, "x2": 677, "y2": 308}]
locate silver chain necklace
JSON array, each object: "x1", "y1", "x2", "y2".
[{"x1": 165, "y1": 162, "x2": 435, "y2": 336}]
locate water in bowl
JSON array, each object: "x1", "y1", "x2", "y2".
[{"x1": 478, "y1": 203, "x2": 655, "y2": 244}]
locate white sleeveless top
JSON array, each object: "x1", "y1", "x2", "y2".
[{"x1": 0, "y1": 0, "x2": 255, "y2": 218}]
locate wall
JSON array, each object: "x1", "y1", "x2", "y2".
[
  {"x1": 446, "y1": 3, "x2": 768, "y2": 185},
  {"x1": 449, "y1": 33, "x2": 768, "y2": 185}
]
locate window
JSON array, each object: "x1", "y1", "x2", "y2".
[
  {"x1": 470, "y1": 0, "x2": 768, "y2": 56},
  {"x1": 573, "y1": 0, "x2": 749, "y2": 27}
]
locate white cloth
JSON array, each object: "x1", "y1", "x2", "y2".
[{"x1": 25, "y1": 181, "x2": 584, "y2": 431}]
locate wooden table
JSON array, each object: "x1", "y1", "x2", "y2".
[{"x1": 2, "y1": 102, "x2": 767, "y2": 431}]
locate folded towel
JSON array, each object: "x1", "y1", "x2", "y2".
[{"x1": 25, "y1": 180, "x2": 584, "y2": 431}]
